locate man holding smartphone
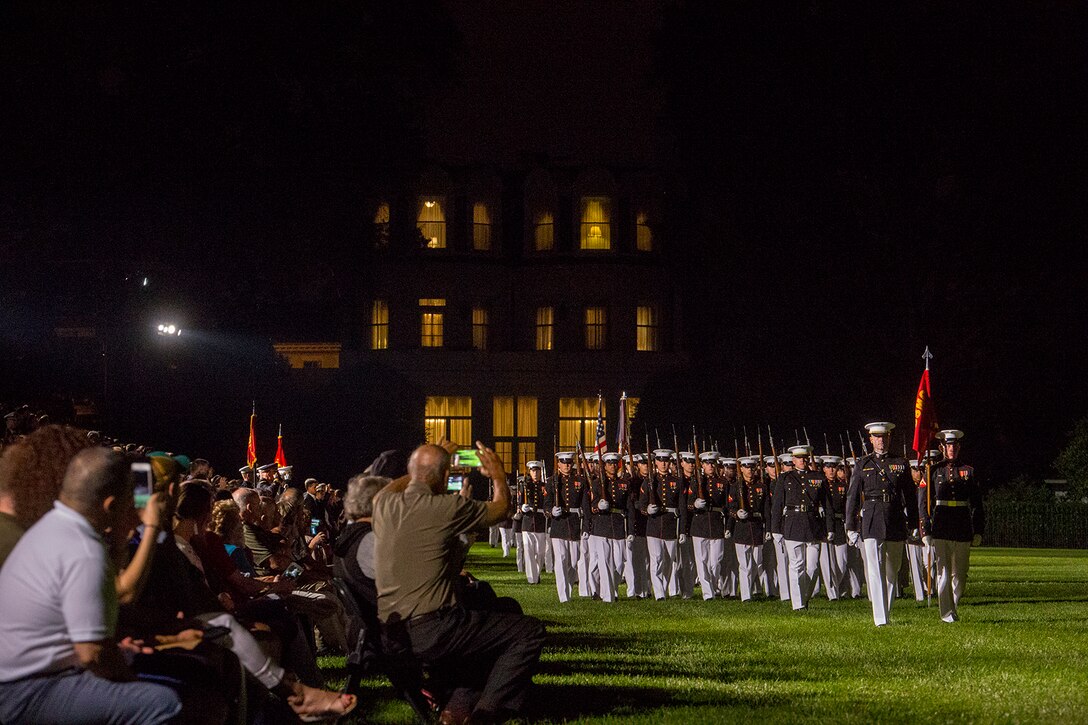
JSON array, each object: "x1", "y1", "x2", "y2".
[{"x1": 373, "y1": 441, "x2": 545, "y2": 724}]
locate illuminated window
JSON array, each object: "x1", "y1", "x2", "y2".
[
  {"x1": 425, "y1": 396, "x2": 472, "y2": 445},
  {"x1": 418, "y1": 197, "x2": 447, "y2": 249},
  {"x1": 636, "y1": 305, "x2": 658, "y2": 352},
  {"x1": 559, "y1": 397, "x2": 601, "y2": 449},
  {"x1": 636, "y1": 210, "x2": 653, "y2": 252},
  {"x1": 373, "y1": 201, "x2": 390, "y2": 249},
  {"x1": 495, "y1": 441, "x2": 514, "y2": 467},
  {"x1": 472, "y1": 202, "x2": 492, "y2": 251},
  {"x1": 472, "y1": 307, "x2": 489, "y2": 351},
  {"x1": 533, "y1": 210, "x2": 554, "y2": 251},
  {"x1": 584, "y1": 306, "x2": 607, "y2": 350},
  {"x1": 580, "y1": 197, "x2": 611, "y2": 250},
  {"x1": 420, "y1": 298, "x2": 445, "y2": 348},
  {"x1": 370, "y1": 300, "x2": 389, "y2": 350},
  {"x1": 494, "y1": 396, "x2": 538, "y2": 471},
  {"x1": 535, "y1": 307, "x2": 554, "y2": 351}
]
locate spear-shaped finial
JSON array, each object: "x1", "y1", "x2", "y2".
[{"x1": 923, "y1": 346, "x2": 933, "y2": 371}]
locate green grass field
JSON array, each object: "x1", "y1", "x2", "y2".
[{"x1": 323, "y1": 545, "x2": 1088, "y2": 724}]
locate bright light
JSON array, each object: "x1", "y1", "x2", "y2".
[
  {"x1": 157, "y1": 322, "x2": 180, "y2": 336},
  {"x1": 142, "y1": 277, "x2": 149, "y2": 287},
  {"x1": 424, "y1": 200, "x2": 436, "y2": 208}
]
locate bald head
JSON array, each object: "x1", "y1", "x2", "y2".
[
  {"x1": 232, "y1": 486, "x2": 261, "y2": 523},
  {"x1": 60, "y1": 447, "x2": 129, "y2": 513},
  {"x1": 408, "y1": 444, "x2": 451, "y2": 493}
]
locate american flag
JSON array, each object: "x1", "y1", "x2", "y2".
[{"x1": 593, "y1": 394, "x2": 607, "y2": 454}]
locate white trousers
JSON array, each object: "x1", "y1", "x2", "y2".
[
  {"x1": 762, "y1": 539, "x2": 779, "y2": 598},
  {"x1": 775, "y1": 537, "x2": 792, "y2": 601},
  {"x1": 832, "y1": 544, "x2": 861, "y2": 598},
  {"x1": 489, "y1": 525, "x2": 500, "y2": 546},
  {"x1": 818, "y1": 542, "x2": 839, "y2": 600},
  {"x1": 514, "y1": 530, "x2": 525, "y2": 573},
  {"x1": 692, "y1": 537, "x2": 724, "y2": 599},
  {"x1": 545, "y1": 535, "x2": 555, "y2": 573},
  {"x1": 624, "y1": 536, "x2": 650, "y2": 598},
  {"x1": 784, "y1": 539, "x2": 821, "y2": 610},
  {"x1": 847, "y1": 543, "x2": 866, "y2": 599},
  {"x1": 734, "y1": 543, "x2": 765, "y2": 601},
  {"x1": 578, "y1": 536, "x2": 595, "y2": 596},
  {"x1": 521, "y1": 531, "x2": 548, "y2": 584},
  {"x1": 933, "y1": 539, "x2": 971, "y2": 622},
  {"x1": 646, "y1": 536, "x2": 678, "y2": 599},
  {"x1": 589, "y1": 535, "x2": 626, "y2": 603},
  {"x1": 905, "y1": 542, "x2": 929, "y2": 601},
  {"x1": 719, "y1": 538, "x2": 738, "y2": 597},
  {"x1": 552, "y1": 538, "x2": 581, "y2": 603},
  {"x1": 677, "y1": 536, "x2": 696, "y2": 598},
  {"x1": 499, "y1": 527, "x2": 517, "y2": 558},
  {"x1": 862, "y1": 538, "x2": 904, "y2": 626}
]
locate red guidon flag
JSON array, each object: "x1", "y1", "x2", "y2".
[
  {"x1": 274, "y1": 423, "x2": 287, "y2": 468},
  {"x1": 912, "y1": 368, "x2": 939, "y2": 462},
  {"x1": 246, "y1": 404, "x2": 258, "y2": 468}
]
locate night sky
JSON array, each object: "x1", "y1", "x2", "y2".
[{"x1": 2, "y1": 2, "x2": 1085, "y2": 482}]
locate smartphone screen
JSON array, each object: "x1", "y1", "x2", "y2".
[
  {"x1": 447, "y1": 473, "x2": 464, "y2": 493},
  {"x1": 283, "y1": 563, "x2": 303, "y2": 580},
  {"x1": 131, "y1": 462, "x2": 152, "y2": 508},
  {"x1": 309, "y1": 518, "x2": 321, "y2": 536},
  {"x1": 453, "y1": 449, "x2": 481, "y2": 467}
]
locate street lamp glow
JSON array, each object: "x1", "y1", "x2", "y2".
[{"x1": 157, "y1": 323, "x2": 180, "y2": 336}]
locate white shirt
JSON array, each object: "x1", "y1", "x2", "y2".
[{"x1": 0, "y1": 501, "x2": 117, "y2": 682}]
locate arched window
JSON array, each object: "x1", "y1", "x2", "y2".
[
  {"x1": 418, "y1": 197, "x2": 447, "y2": 249},
  {"x1": 580, "y1": 197, "x2": 611, "y2": 250}
]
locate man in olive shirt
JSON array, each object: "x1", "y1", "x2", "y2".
[{"x1": 374, "y1": 441, "x2": 545, "y2": 723}]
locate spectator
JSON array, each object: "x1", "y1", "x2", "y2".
[
  {"x1": 333, "y1": 474, "x2": 390, "y2": 621},
  {"x1": 374, "y1": 442, "x2": 545, "y2": 724},
  {"x1": 0, "y1": 447, "x2": 183, "y2": 724}
]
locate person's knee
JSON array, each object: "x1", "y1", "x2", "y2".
[{"x1": 136, "y1": 682, "x2": 183, "y2": 724}]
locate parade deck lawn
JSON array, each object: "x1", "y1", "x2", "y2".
[{"x1": 322, "y1": 546, "x2": 1088, "y2": 724}]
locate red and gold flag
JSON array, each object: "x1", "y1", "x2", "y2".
[
  {"x1": 274, "y1": 423, "x2": 287, "y2": 468},
  {"x1": 912, "y1": 367, "x2": 939, "y2": 462},
  {"x1": 246, "y1": 404, "x2": 258, "y2": 467}
]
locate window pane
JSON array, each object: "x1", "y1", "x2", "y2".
[
  {"x1": 421, "y1": 312, "x2": 444, "y2": 347},
  {"x1": 636, "y1": 210, "x2": 653, "y2": 252},
  {"x1": 370, "y1": 300, "x2": 389, "y2": 350},
  {"x1": 472, "y1": 307, "x2": 489, "y2": 351},
  {"x1": 636, "y1": 304, "x2": 657, "y2": 352},
  {"x1": 424, "y1": 418, "x2": 447, "y2": 444},
  {"x1": 425, "y1": 396, "x2": 472, "y2": 445},
  {"x1": 495, "y1": 441, "x2": 513, "y2": 468},
  {"x1": 559, "y1": 420, "x2": 581, "y2": 449},
  {"x1": 418, "y1": 197, "x2": 446, "y2": 249},
  {"x1": 535, "y1": 306, "x2": 554, "y2": 351},
  {"x1": 473, "y1": 202, "x2": 492, "y2": 251},
  {"x1": 580, "y1": 197, "x2": 611, "y2": 250},
  {"x1": 493, "y1": 397, "x2": 514, "y2": 437},
  {"x1": 374, "y1": 201, "x2": 391, "y2": 249},
  {"x1": 517, "y1": 397, "x2": 538, "y2": 437},
  {"x1": 449, "y1": 418, "x2": 472, "y2": 446},
  {"x1": 418, "y1": 298, "x2": 446, "y2": 307},
  {"x1": 585, "y1": 306, "x2": 606, "y2": 350},
  {"x1": 534, "y1": 211, "x2": 554, "y2": 251},
  {"x1": 559, "y1": 397, "x2": 597, "y2": 449}
]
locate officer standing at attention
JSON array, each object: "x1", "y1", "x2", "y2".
[
  {"x1": 845, "y1": 422, "x2": 920, "y2": 626},
  {"x1": 688, "y1": 450, "x2": 726, "y2": 600},
  {"x1": 623, "y1": 453, "x2": 652, "y2": 599},
  {"x1": 544, "y1": 452, "x2": 585, "y2": 602},
  {"x1": 639, "y1": 449, "x2": 685, "y2": 600},
  {"x1": 729, "y1": 456, "x2": 773, "y2": 601},
  {"x1": 518, "y1": 460, "x2": 550, "y2": 585},
  {"x1": 920, "y1": 429, "x2": 984, "y2": 623},
  {"x1": 771, "y1": 446, "x2": 834, "y2": 611},
  {"x1": 587, "y1": 452, "x2": 629, "y2": 603}
]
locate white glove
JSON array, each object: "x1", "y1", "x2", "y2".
[
  {"x1": 911, "y1": 528, "x2": 920, "y2": 539},
  {"x1": 597, "y1": 499, "x2": 610, "y2": 511},
  {"x1": 551, "y1": 506, "x2": 564, "y2": 518},
  {"x1": 764, "y1": 532, "x2": 773, "y2": 542},
  {"x1": 626, "y1": 535, "x2": 635, "y2": 544},
  {"x1": 647, "y1": 504, "x2": 660, "y2": 515},
  {"x1": 972, "y1": 534, "x2": 982, "y2": 547},
  {"x1": 737, "y1": 508, "x2": 749, "y2": 520},
  {"x1": 521, "y1": 504, "x2": 533, "y2": 514},
  {"x1": 826, "y1": 532, "x2": 834, "y2": 542},
  {"x1": 847, "y1": 530, "x2": 860, "y2": 547},
  {"x1": 581, "y1": 531, "x2": 590, "y2": 540},
  {"x1": 694, "y1": 498, "x2": 706, "y2": 510},
  {"x1": 724, "y1": 530, "x2": 732, "y2": 539},
  {"x1": 772, "y1": 533, "x2": 783, "y2": 545},
  {"x1": 678, "y1": 534, "x2": 688, "y2": 545},
  {"x1": 922, "y1": 535, "x2": 932, "y2": 547}
]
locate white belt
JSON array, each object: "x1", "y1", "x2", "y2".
[
  {"x1": 935, "y1": 499, "x2": 970, "y2": 508},
  {"x1": 665, "y1": 507, "x2": 678, "y2": 515}
]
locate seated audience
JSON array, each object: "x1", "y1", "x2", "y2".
[{"x1": 0, "y1": 448, "x2": 183, "y2": 724}]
